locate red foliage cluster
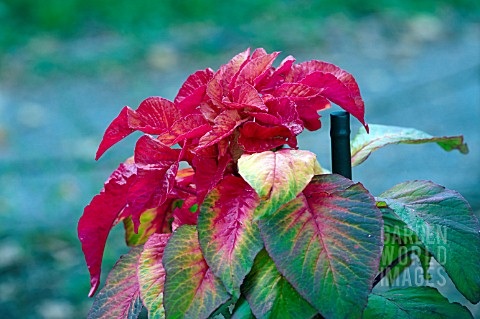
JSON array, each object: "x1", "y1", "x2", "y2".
[{"x1": 78, "y1": 48, "x2": 366, "y2": 296}]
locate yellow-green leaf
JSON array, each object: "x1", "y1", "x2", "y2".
[
  {"x1": 259, "y1": 174, "x2": 383, "y2": 319},
  {"x1": 163, "y1": 225, "x2": 230, "y2": 319},
  {"x1": 138, "y1": 233, "x2": 171, "y2": 319},
  {"x1": 88, "y1": 247, "x2": 143, "y2": 319},
  {"x1": 238, "y1": 149, "x2": 318, "y2": 219}
]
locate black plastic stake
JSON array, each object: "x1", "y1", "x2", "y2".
[{"x1": 330, "y1": 111, "x2": 352, "y2": 179}]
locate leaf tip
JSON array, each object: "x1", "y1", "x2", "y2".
[{"x1": 88, "y1": 280, "x2": 99, "y2": 298}]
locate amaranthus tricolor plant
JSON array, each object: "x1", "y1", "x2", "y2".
[{"x1": 79, "y1": 48, "x2": 479, "y2": 318}]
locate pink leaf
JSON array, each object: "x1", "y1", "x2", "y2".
[
  {"x1": 96, "y1": 97, "x2": 181, "y2": 159},
  {"x1": 134, "y1": 135, "x2": 180, "y2": 165},
  {"x1": 78, "y1": 163, "x2": 137, "y2": 297},
  {"x1": 175, "y1": 68, "x2": 214, "y2": 114},
  {"x1": 197, "y1": 109, "x2": 246, "y2": 150}
]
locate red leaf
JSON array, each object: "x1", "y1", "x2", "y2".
[
  {"x1": 287, "y1": 61, "x2": 367, "y2": 130},
  {"x1": 206, "y1": 49, "x2": 252, "y2": 108},
  {"x1": 205, "y1": 72, "x2": 225, "y2": 107},
  {"x1": 197, "y1": 109, "x2": 246, "y2": 150},
  {"x1": 266, "y1": 98, "x2": 304, "y2": 135},
  {"x1": 257, "y1": 55, "x2": 296, "y2": 91},
  {"x1": 295, "y1": 95, "x2": 331, "y2": 131},
  {"x1": 193, "y1": 151, "x2": 231, "y2": 203},
  {"x1": 228, "y1": 83, "x2": 268, "y2": 111},
  {"x1": 78, "y1": 163, "x2": 137, "y2": 297},
  {"x1": 238, "y1": 122, "x2": 294, "y2": 152},
  {"x1": 272, "y1": 83, "x2": 321, "y2": 99},
  {"x1": 302, "y1": 71, "x2": 366, "y2": 128},
  {"x1": 175, "y1": 68, "x2": 214, "y2": 114},
  {"x1": 134, "y1": 135, "x2": 180, "y2": 165},
  {"x1": 125, "y1": 136, "x2": 180, "y2": 231},
  {"x1": 251, "y1": 47, "x2": 268, "y2": 58},
  {"x1": 234, "y1": 51, "x2": 280, "y2": 88},
  {"x1": 243, "y1": 111, "x2": 278, "y2": 125},
  {"x1": 220, "y1": 48, "x2": 251, "y2": 91},
  {"x1": 96, "y1": 97, "x2": 181, "y2": 159},
  {"x1": 95, "y1": 107, "x2": 133, "y2": 160},
  {"x1": 172, "y1": 195, "x2": 199, "y2": 231},
  {"x1": 158, "y1": 114, "x2": 212, "y2": 146},
  {"x1": 175, "y1": 167, "x2": 195, "y2": 187},
  {"x1": 169, "y1": 167, "x2": 196, "y2": 200}
]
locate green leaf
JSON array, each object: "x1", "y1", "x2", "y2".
[
  {"x1": 242, "y1": 249, "x2": 317, "y2": 319},
  {"x1": 259, "y1": 174, "x2": 383, "y2": 319},
  {"x1": 379, "y1": 205, "x2": 431, "y2": 284},
  {"x1": 230, "y1": 296, "x2": 255, "y2": 319},
  {"x1": 207, "y1": 297, "x2": 238, "y2": 319},
  {"x1": 163, "y1": 225, "x2": 230, "y2": 319},
  {"x1": 351, "y1": 124, "x2": 468, "y2": 167},
  {"x1": 206, "y1": 295, "x2": 255, "y2": 319},
  {"x1": 238, "y1": 149, "x2": 318, "y2": 219},
  {"x1": 363, "y1": 287, "x2": 473, "y2": 318},
  {"x1": 88, "y1": 246, "x2": 143, "y2": 319},
  {"x1": 198, "y1": 176, "x2": 263, "y2": 297},
  {"x1": 137, "y1": 233, "x2": 171, "y2": 319},
  {"x1": 380, "y1": 181, "x2": 480, "y2": 303}
]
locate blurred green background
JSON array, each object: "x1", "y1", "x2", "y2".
[{"x1": 0, "y1": 0, "x2": 479, "y2": 318}]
